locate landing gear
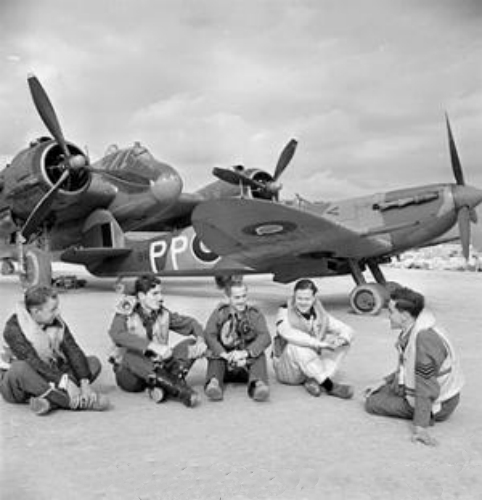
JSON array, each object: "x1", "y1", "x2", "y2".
[
  {"x1": 349, "y1": 283, "x2": 388, "y2": 315},
  {"x1": 20, "y1": 248, "x2": 52, "y2": 289},
  {"x1": 347, "y1": 258, "x2": 392, "y2": 315}
]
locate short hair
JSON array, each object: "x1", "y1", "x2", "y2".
[
  {"x1": 223, "y1": 276, "x2": 246, "y2": 297},
  {"x1": 293, "y1": 279, "x2": 318, "y2": 295},
  {"x1": 390, "y1": 287, "x2": 425, "y2": 318},
  {"x1": 134, "y1": 275, "x2": 162, "y2": 295},
  {"x1": 24, "y1": 286, "x2": 58, "y2": 312}
]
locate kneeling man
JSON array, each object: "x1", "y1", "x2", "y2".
[{"x1": 365, "y1": 287, "x2": 464, "y2": 446}]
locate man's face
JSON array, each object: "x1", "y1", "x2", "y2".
[
  {"x1": 229, "y1": 285, "x2": 248, "y2": 313},
  {"x1": 31, "y1": 297, "x2": 59, "y2": 326},
  {"x1": 388, "y1": 299, "x2": 406, "y2": 330},
  {"x1": 294, "y1": 289, "x2": 316, "y2": 314},
  {"x1": 139, "y1": 284, "x2": 163, "y2": 312}
]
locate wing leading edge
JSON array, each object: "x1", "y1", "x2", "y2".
[{"x1": 192, "y1": 199, "x2": 390, "y2": 271}]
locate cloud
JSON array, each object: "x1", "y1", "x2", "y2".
[{"x1": 1, "y1": 0, "x2": 481, "y2": 197}]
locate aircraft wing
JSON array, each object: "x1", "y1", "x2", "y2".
[
  {"x1": 60, "y1": 247, "x2": 131, "y2": 267},
  {"x1": 192, "y1": 199, "x2": 391, "y2": 273}
]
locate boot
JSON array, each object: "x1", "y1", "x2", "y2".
[
  {"x1": 30, "y1": 384, "x2": 71, "y2": 415},
  {"x1": 153, "y1": 367, "x2": 200, "y2": 408},
  {"x1": 146, "y1": 373, "x2": 166, "y2": 404},
  {"x1": 327, "y1": 382, "x2": 354, "y2": 400},
  {"x1": 163, "y1": 357, "x2": 194, "y2": 381}
]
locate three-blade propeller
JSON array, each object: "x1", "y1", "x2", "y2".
[
  {"x1": 445, "y1": 113, "x2": 482, "y2": 260},
  {"x1": 212, "y1": 139, "x2": 298, "y2": 200},
  {"x1": 22, "y1": 75, "x2": 150, "y2": 239},
  {"x1": 445, "y1": 113, "x2": 477, "y2": 259}
]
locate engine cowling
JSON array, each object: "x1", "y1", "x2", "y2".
[
  {"x1": 3, "y1": 138, "x2": 91, "y2": 221},
  {"x1": 244, "y1": 168, "x2": 278, "y2": 200}
]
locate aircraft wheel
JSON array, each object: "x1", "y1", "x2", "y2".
[
  {"x1": 349, "y1": 283, "x2": 387, "y2": 315},
  {"x1": 1, "y1": 259, "x2": 15, "y2": 276},
  {"x1": 20, "y1": 248, "x2": 52, "y2": 289}
]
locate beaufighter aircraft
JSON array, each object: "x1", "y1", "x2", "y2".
[
  {"x1": 0, "y1": 75, "x2": 295, "y2": 288},
  {"x1": 1, "y1": 75, "x2": 481, "y2": 315}
]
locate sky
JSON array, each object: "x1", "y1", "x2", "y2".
[{"x1": 0, "y1": 0, "x2": 481, "y2": 201}]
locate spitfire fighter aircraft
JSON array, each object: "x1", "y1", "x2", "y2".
[
  {"x1": 191, "y1": 115, "x2": 482, "y2": 314},
  {"x1": 0, "y1": 75, "x2": 294, "y2": 289}
]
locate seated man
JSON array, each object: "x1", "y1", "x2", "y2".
[
  {"x1": 108, "y1": 275, "x2": 206, "y2": 408},
  {"x1": 204, "y1": 278, "x2": 271, "y2": 402},
  {"x1": 272, "y1": 279, "x2": 354, "y2": 399},
  {"x1": 365, "y1": 287, "x2": 464, "y2": 446},
  {"x1": 0, "y1": 285, "x2": 109, "y2": 416}
]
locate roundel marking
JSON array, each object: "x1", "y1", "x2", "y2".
[
  {"x1": 191, "y1": 234, "x2": 220, "y2": 263},
  {"x1": 242, "y1": 220, "x2": 297, "y2": 237}
]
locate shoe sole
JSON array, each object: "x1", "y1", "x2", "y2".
[
  {"x1": 205, "y1": 386, "x2": 223, "y2": 401},
  {"x1": 252, "y1": 388, "x2": 270, "y2": 402},
  {"x1": 30, "y1": 398, "x2": 51, "y2": 416}
]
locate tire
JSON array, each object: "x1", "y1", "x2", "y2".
[
  {"x1": 20, "y1": 248, "x2": 52, "y2": 289},
  {"x1": 349, "y1": 283, "x2": 388, "y2": 315}
]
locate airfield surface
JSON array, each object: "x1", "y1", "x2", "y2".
[{"x1": 1, "y1": 267, "x2": 481, "y2": 500}]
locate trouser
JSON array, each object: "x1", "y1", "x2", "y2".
[
  {"x1": 205, "y1": 353, "x2": 269, "y2": 391},
  {"x1": 365, "y1": 383, "x2": 460, "y2": 423},
  {"x1": 114, "y1": 339, "x2": 197, "y2": 400},
  {"x1": 272, "y1": 343, "x2": 349, "y2": 385},
  {"x1": 0, "y1": 357, "x2": 102, "y2": 409}
]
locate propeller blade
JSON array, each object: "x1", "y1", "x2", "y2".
[
  {"x1": 212, "y1": 167, "x2": 265, "y2": 190},
  {"x1": 274, "y1": 139, "x2": 298, "y2": 181},
  {"x1": 445, "y1": 113, "x2": 465, "y2": 186},
  {"x1": 457, "y1": 206, "x2": 471, "y2": 260},
  {"x1": 21, "y1": 170, "x2": 70, "y2": 239},
  {"x1": 27, "y1": 74, "x2": 71, "y2": 160}
]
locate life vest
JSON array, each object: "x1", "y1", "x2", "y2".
[
  {"x1": 397, "y1": 309, "x2": 464, "y2": 414},
  {"x1": 1, "y1": 303, "x2": 66, "y2": 368}
]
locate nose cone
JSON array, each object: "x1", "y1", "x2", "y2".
[
  {"x1": 452, "y1": 185, "x2": 482, "y2": 210},
  {"x1": 151, "y1": 164, "x2": 183, "y2": 203}
]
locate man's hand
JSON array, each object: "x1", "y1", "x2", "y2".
[
  {"x1": 313, "y1": 340, "x2": 332, "y2": 354},
  {"x1": 227, "y1": 350, "x2": 248, "y2": 368},
  {"x1": 147, "y1": 342, "x2": 173, "y2": 361},
  {"x1": 59, "y1": 374, "x2": 82, "y2": 400},
  {"x1": 188, "y1": 338, "x2": 208, "y2": 359},
  {"x1": 327, "y1": 337, "x2": 349, "y2": 349},
  {"x1": 411, "y1": 426, "x2": 438, "y2": 447}
]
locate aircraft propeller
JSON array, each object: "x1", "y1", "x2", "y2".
[
  {"x1": 22, "y1": 75, "x2": 151, "y2": 239},
  {"x1": 212, "y1": 138, "x2": 298, "y2": 200},
  {"x1": 445, "y1": 113, "x2": 482, "y2": 260}
]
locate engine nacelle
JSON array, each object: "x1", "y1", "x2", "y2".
[
  {"x1": 3, "y1": 138, "x2": 91, "y2": 220},
  {"x1": 244, "y1": 168, "x2": 277, "y2": 200}
]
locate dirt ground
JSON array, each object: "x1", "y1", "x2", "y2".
[{"x1": 1, "y1": 267, "x2": 481, "y2": 500}]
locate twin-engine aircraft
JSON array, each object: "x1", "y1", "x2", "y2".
[
  {"x1": 1, "y1": 75, "x2": 481, "y2": 315},
  {"x1": 0, "y1": 76, "x2": 294, "y2": 290}
]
